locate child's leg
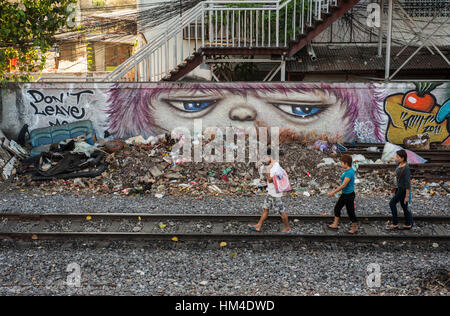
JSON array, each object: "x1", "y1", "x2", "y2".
[
  {"x1": 345, "y1": 193, "x2": 357, "y2": 222},
  {"x1": 274, "y1": 197, "x2": 290, "y2": 232},
  {"x1": 389, "y1": 191, "x2": 402, "y2": 226},
  {"x1": 280, "y1": 212, "x2": 291, "y2": 232},
  {"x1": 399, "y1": 192, "x2": 413, "y2": 227},
  {"x1": 345, "y1": 192, "x2": 358, "y2": 233},
  {"x1": 251, "y1": 196, "x2": 272, "y2": 231},
  {"x1": 253, "y1": 209, "x2": 269, "y2": 231},
  {"x1": 330, "y1": 195, "x2": 345, "y2": 228}
]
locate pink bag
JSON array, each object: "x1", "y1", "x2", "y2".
[{"x1": 273, "y1": 170, "x2": 292, "y2": 193}]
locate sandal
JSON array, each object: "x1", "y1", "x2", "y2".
[
  {"x1": 327, "y1": 224, "x2": 338, "y2": 230},
  {"x1": 346, "y1": 230, "x2": 358, "y2": 235},
  {"x1": 248, "y1": 225, "x2": 261, "y2": 232},
  {"x1": 386, "y1": 224, "x2": 399, "y2": 230},
  {"x1": 399, "y1": 225, "x2": 412, "y2": 230}
]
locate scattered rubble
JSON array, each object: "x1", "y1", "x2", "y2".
[
  {"x1": 4, "y1": 132, "x2": 447, "y2": 198},
  {"x1": 0, "y1": 131, "x2": 28, "y2": 181}
]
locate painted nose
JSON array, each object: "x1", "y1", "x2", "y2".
[{"x1": 229, "y1": 106, "x2": 257, "y2": 121}]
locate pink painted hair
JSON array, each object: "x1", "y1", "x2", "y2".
[{"x1": 106, "y1": 82, "x2": 386, "y2": 141}]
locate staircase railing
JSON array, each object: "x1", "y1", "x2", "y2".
[{"x1": 103, "y1": 0, "x2": 340, "y2": 82}]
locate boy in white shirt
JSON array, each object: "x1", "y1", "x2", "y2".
[{"x1": 249, "y1": 149, "x2": 291, "y2": 233}]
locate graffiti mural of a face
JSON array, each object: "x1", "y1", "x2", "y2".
[{"x1": 106, "y1": 82, "x2": 386, "y2": 142}]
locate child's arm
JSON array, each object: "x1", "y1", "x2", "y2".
[{"x1": 328, "y1": 177, "x2": 350, "y2": 197}]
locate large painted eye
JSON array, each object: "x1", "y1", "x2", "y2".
[
  {"x1": 165, "y1": 99, "x2": 218, "y2": 112},
  {"x1": 183, "y1": 100, "x2": 216, "y2": 111},
  {"x1": 273, "y1": 103, "x2": 325, "y2": 118}
]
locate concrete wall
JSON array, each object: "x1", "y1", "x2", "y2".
[{"x1": 1, "y1": 82, "x2": 449, "y2": 145}]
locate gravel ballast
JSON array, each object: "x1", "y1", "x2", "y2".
[
  {"x1": 0, "y1": 192, "x2": 448, "y2": 216},
  {"x1": 0, "y1": 240, "x2": 447, "y2": 296},
  {"x1": 0, "y1": 191, "x2": 448, "y2": 296}
]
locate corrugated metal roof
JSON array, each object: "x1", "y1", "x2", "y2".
[{"x1": 287, "y1": 45, "x2": 450, "y2": 73}]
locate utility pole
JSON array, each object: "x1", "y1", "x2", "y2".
[
  {"x1": 385, "y1": 0, "x2": 393, "y2": 80},
  {"x1": 377, "y1": 0, "x2": 384, "y2": 57}
]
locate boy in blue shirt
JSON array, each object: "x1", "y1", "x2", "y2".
[{"x1": 327, "y1": 154, "x2": 358, "y2": 234}]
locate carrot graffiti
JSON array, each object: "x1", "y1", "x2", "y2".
[{"x1": 403, "y1": 82, "x2": 442, "y2": 112}]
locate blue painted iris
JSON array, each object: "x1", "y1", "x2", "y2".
[
  {"x1": 273, "y1": 103, "x2": 324, "y2": 118},
  {"x1": 183, "y1": 100, "x2": 216, "y2": 111},
  {"x1": 291, "y1": 105, "x2": 322, "y2": 117}
]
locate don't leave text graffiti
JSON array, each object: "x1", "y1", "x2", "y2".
[{"x1": 27, "y1": 90, "x2": 94, "y2": 126}]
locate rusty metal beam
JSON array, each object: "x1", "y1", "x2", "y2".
[
  {"x1": 164, "y1": 53, "x2": 203, "y2": 81},
  {"x1": 287, "y1": 0, "x2": 361, "y2": 57},
  {"x1": 166, "y1": 47, "x2": 287, "y2": 81}
]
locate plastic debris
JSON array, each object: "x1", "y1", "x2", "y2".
[
  {"x1": 382, "y1": 142, "x2": 427, "y2": 164},
  {"x1": 366, "y1": 146, "x2": 379, "y2": 152},
  {"x1": 71, "y1": 140, "x2": 98, "y2": 157},
  {"x1": 208, "y1": 185, "x2": 223, "y2": 194},
  {"x1": 316, "y1": 158, "x2": 337, "y2": 168}
]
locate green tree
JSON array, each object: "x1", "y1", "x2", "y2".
[{"x1": 0, "y1": 0, "x2": 76, "y2": 83}]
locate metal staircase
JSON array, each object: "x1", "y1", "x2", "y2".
[{"x1": 103, "y1": 0, "x2": 361, "y2": 82}]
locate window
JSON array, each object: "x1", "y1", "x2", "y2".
[{"x1": 105, "y1": 44, "x2": 133, "y2": 70}]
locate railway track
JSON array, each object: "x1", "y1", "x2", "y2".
[
  {"x1": 357, "y1": 163, "x2": 450, "y2": 180},
  {"x1": 0, "y1": 213, "x2": 449, "y2": 242},
  {"x1": 343, "y1": 143, "x2": 449, "y2": 151},
  {"x1": 343, "y1": 143, "x2": 450, "y2": 163},
  {"x1": 341, "y1": 143, "x2": 450, "y2": 180}
]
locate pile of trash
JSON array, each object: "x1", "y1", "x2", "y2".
[
  {"x1": 12, "y1": 139, "x2": 341, "y2": 197},
  {"x1": 8, "y1": 128, "x2": 347, "y2": 197},
  {"x1": 1, "y1": 121, "x2": 106, "y2": 187},
  {"x1": 0, "y1": 130, "x2": 29, "y2": 181},
  {"x1": 3, "y1": 122, "x2": 448, "y2": 198}
]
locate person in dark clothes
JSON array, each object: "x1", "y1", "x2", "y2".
[
  {"x1": 387, "y1": 150, "x2": 414, "y2": 230},
  {"x1": 327, "y1": 154, "x2": 358, "y2": 234}
]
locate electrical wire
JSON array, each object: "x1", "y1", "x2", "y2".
[{"x1": 8, "y1": 0, "x2": 448, "y2": 67}]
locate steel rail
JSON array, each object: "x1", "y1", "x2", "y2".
[
  {"x1": 0, "y1": 231, "x2": 448, "y2": 242},
  {"x1": 0, "y1": 214, "x2": 448, "y2": 241},
  {"x1": 1, "y1": 213, "x2": 449, "y2": 222}
]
